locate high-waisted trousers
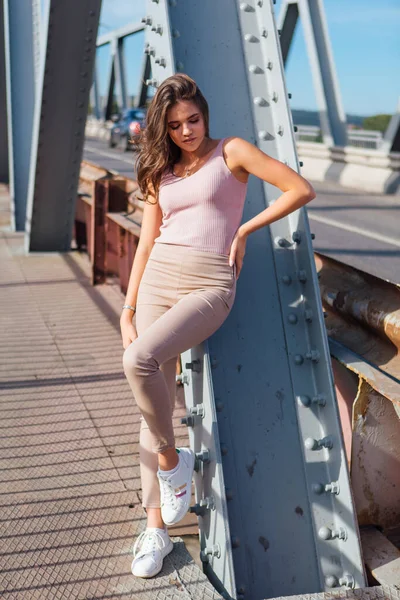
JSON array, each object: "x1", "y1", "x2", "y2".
[{"x1": 122, "y1": 242, "x2": 237, "y2": 508}]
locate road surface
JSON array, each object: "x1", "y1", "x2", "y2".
[{"x1": 83, "y1": 138, "x2": 400, "y2": 284}]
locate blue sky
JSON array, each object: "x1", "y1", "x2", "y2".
[{"x1": 97, "y1": 0, "x2": 399, "y2": 117}]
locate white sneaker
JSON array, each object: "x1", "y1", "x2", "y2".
[
  {"x1": 157, "y1": 447, "x2": 195, "y2": 526},
  {"x1": 131, "y1": 527, "x2": 173, "y2": 578}
]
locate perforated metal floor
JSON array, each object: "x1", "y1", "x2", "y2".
[{"x1": 0, "y1": 192, "x2": 219, "y2": 599}]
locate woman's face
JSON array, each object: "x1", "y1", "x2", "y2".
[{"x1": 166, "y1": 100, "x2": 206, "y2": 151}]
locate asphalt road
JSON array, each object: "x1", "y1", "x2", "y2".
[{"x1": 83, "y1": 137, "x2": 400, "y2": 284}]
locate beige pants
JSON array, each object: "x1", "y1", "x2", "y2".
[{"x1": 122, "y1": 242, "x2": 237, "y2": 508}]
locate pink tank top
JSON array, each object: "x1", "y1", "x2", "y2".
[{"x1": 154, "y1": 138, "x2": 248, "y2": 255}]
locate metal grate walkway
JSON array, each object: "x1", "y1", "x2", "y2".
[{"x1": 0, "y1": 184, "x2": 219, "y2": 599}]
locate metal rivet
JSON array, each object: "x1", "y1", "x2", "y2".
[
  {"x1": 244, "y1": 33, "x2": 259, "y2": 42},
  {"x1": 190, "y1": 496, "x2": 215, "y2": 516},
  {"x1": 325, "y1": 575, "x2": 338, "y2": 588},
  {"x1": 292, "y1": 231, "x2": 301, "y2": 244},
  {"x1": 276, "y1": 237, "x2": 289, "y2": 248},
  {"x1": 288, "y1": 313, "x2": 297, "y2": 324},
  {"x1": 181, "y1": 415, "x2": 194, "y2": 427},
  {"x1": 195, "y1": 449, "x2": 210, "y2": 464},
  {"x1": 240, "y1": 2, "x2": 255, "y2": 11},
  {"x1": 340, "y1": 574, "x2": 355, "y2": 589},
  {"x1": 249, "y1": 65, "x2": 264, "y2": 74},
  {"x1": 189, "y1": 404, "x2": 205, "y2": 418},
  {"x1": 305, "y1": 436, "x2": 333, "y2": 451},
  {"x1": 172, "y1": 28, "x2": 180, "y2": 37},
  {"x1": 258, "y1": 130, "x2": 273, "y2": 140},
  {"x1": 267, "y1": 60, "x2": 273, "y2": 70},
  {"x1": 277, "y1": 125, "x2": 284, "y2": 136},
  {"x1": 304, "y1": 309, "x2": 313, "y2": 322},
  {"x1": 299, "y1": 161, "x2": 304, "y2": 167},
  {"x1": 325, "y1": 481, "x2": 340, "y2": 494},
  {"x1": 185, "y1": 359, "x2": 201, "y2": 372},
  {"x1": 281, "y1": 275, "x2": 292, "y2": 285},
  {"x1": 318, "y1": 526, "x2": 347, "y2": 541},
  {"x1": 298, "y1": 394, "x2": 326, "y2": 408},
  {"x1": 297, "y1": 270, "x2": 307, "y2": 283},
  {"x1": 254, "y1": 97, "x2": 268, "y2": 106},
  {"x1": 200, "y1": 544, "x2": 221, "y2": 562},
  {"x1": 294, "y1": 354, "x2": 304, "y2": 365},
  {"x1": 306, "y1": 350, "x2": 320, "y2": 363},
  {"x1": 176, "y1": 372, "x2": 189, "y2": 385},
  {"x1": 272, "y1": 92, "x2": 278, "y2": 102}
]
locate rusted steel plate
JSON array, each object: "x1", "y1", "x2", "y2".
[
  {"x1": 329, "y1": 339, "x2": 400, "y2": 417},
  {"x1": 351, "y1": 380, "x2": 400, "y2": 528},
  {"x1": 360, "y1": 527, "x2": 400, "y2": 586}
]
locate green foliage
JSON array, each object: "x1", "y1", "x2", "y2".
[{"x1": 362, "y1": 114, "x2": 392, "y2": 133}]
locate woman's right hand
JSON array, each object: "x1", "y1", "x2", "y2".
[{"x1": 120, "y1": 314, "x2": 138, "y2": 350}]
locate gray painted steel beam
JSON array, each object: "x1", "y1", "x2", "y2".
[
  {"x1": 32, "y1": 0, "x2": 41, "y2": 88},
  {"x1": 115, "y1": 38, "x2": 128, "y2": 111},
  {"x1": 97, "y1": 21, "x2": 144, "y2": 47},
  {"x1": 279, "y1": 1, "x2": 299, "y2": 64},
  {"x1": 136, "y1": 53, "x2": 151, "y2": 108},
  {"x1": 25, "y1": 0, "x2": 101, "y2": 252},
  {"x1": 104, "y1": 49, "x2": 116, "y2": 121},
  {"x1": 145, "y1": 0, "x2": 365, "y2": 598},
  {"x1": 0, "y1": 0, "x2": 8, "y2": 183},
  {"x1": 97, "y1": 23, "x2": 146, "y2": 117},
  {"x1": 3, "y1": 0, "x2": 37, "y2": 231},
  {"x1": 278, "y1": 0, "x2": 347, "y2": 148}
]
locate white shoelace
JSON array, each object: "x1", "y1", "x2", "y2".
[
  {"x1": 159, "y1": 476, "x2": 177, "y2": 508},
  {"x1": 133, "y1": 530, "x2": 166, "y2": 559}
]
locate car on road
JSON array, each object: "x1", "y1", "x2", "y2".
[{"x1": 109, "y1": 108, "x2": 146, "y2": 151}]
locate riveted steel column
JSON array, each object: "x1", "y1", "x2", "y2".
[
  {"x1": 278, "y1": 0, "x2": 348, "y2": 147},
  {"x1": 0, "y1": 0, "x2": 8, "y2": 183},
  {"x1": 25, "y1": 0, "x2": 101, "y2": 252},
  {"x1": 3, "y1": 0, "x2": 37, "y2": 230},
  {"x1": 146, "y1": 0, "x2": 364, "y2": 598}
]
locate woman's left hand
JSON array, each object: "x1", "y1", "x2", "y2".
[{"x1": 229, "y1": 229, "x2": 248, "y2": 279}]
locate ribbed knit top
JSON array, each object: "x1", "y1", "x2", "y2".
[{"x1": 154, "y1": 138, "x2": 248, "y2": 255}]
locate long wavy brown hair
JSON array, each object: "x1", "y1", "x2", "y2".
[{"x1": 132, "y1": 74, "x2": 210, "y2": 205}]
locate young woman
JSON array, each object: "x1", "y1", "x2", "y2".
[{"x1": 120, "y1": 73, "x2": 316, "y2": 578}]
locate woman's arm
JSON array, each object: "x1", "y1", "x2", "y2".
[
  {"x1": 120, "y1": 186, "x2": 163, "y2": 348},
  {"x1": 232, "y1": 136, "x2": 316, "y2": 236},
  {"x1": 226, "y1": 136, "x2": 316, "y2": 271}
]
